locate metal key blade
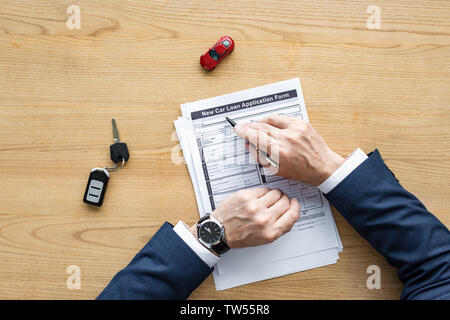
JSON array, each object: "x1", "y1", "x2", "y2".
[{"x1": 112, "y1": 118, "x2": 120, "y2": 143}]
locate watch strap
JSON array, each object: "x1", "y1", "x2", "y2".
[
  {"x1": 211, "y1": 239, "x2": 230, "y2": 255},
  {"x1": 198, "y1": 214, "x2": 211, "y2": 224}
]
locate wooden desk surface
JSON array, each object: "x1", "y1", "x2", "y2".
[{"x1": 0, "y1": 0, "x2": 449, "y2": 299}]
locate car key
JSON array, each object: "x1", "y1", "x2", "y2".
[
  {"x1": 83, "y1": 168, "x2": 110, "y2": 206},
  {"x1": 110, "y1": 118, "x2": 130, "y2": 164}
]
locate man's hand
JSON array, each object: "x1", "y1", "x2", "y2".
[
  {"x1": 235, "y1": 115, "x2": 345, "y2": 186},
  {"x1": 192, "y1": 187, "x2": 300, "y2": 248}
]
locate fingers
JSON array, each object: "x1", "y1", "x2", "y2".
[
  {"x1": 246, "y1": 142, "x2": 271, "y2": 167},
  {"x1": 246, "y1": 122, "x2": 281, "y2": 137},
  {"x1": 259, "y1": 189, "x2": 283, "y2": 207},
  {"x1": 267, "y1": 194, "x2": 290, "y2": 220},
  {"x1": 235, "y1": 123, "x2": 278, "y2": 154},
  {"x1": 258, "y1": 114, "x2": 292, "y2": 129},
  {"x1": 275, "y1": 197, "x2": 301, "y2": 234},
  {"x1": 240, "y1": 186, "x2": 270, "y2": 199}
]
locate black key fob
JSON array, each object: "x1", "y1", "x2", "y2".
[
  {"x1": 83, "y1": 168, "x2": 109, "y2": 206},
  {"x1": 110, "y1": 142, "x2": 129, "y2": 163}
]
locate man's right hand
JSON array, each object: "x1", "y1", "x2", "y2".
[{"x1": 235, "y1": 115, "x2": 345, "y2": 186}]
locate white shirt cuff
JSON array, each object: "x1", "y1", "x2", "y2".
[
  {"x1": 173, "y1": 220, "x2": 220, "y2": 268},
  {"x1": 318, "y1": 148, "x2": 368, "y2": 194}
]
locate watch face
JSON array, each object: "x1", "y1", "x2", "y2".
[{"x1": 199, "y1": 221, "x2": 222, "y2": 244}]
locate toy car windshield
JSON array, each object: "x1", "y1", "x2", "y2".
[{"x1": 209, "y1": 49, "x2": 220, "y2": 61}]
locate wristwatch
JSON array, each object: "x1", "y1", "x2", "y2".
[{"x1": 196, "y1": 214, "x2": 230, "y2": 256}]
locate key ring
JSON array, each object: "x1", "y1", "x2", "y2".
[{"x1": 104, "y1": 158, "x2": 125, "y2": 173}]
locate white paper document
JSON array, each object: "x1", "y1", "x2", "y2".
[{"x1": 174, "y1": 78, "x2": 342, "y2": 290}]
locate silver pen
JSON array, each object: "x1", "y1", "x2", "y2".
[{"x1": 225, "y1": 116, "x2": 279, "y2": 168}]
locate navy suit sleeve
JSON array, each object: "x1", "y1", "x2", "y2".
[
  {"x1": 325, "y1": 149, "x2": 450, "y2": 300},
  {"x1": 97, "y1": 222, "x2": 212, "y2": 300}
]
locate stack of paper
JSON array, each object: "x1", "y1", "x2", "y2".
[{"x1": 174, "y1": 78, "x2": 343, "y2": 290}]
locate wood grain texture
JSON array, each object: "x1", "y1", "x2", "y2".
[{"x1": 0, "y1": 0, "x2": 449, "y2": 299}]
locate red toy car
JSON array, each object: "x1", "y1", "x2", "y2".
[{"x1": 200, "y1": 36, "x2": 235, "y2": 71}]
